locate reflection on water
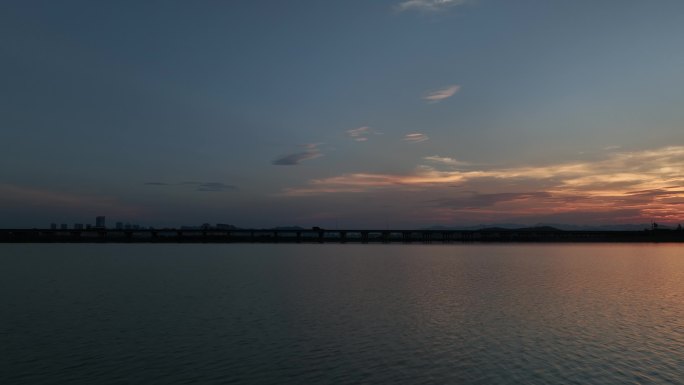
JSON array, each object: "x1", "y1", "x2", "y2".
[{"x1": 2, "y1": 244, "x2": 684, "y2": 384}]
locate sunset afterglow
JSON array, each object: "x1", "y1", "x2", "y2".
[{"x1": 2, "y1": 0, "x2": 683, "y2": 228}]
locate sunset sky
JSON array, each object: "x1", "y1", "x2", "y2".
[{"x1": 2, "y1": 0, "x2": 684, "y2": 228}]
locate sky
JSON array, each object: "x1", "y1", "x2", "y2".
[{"x1": 1, "y1": 0, "x2": 684, "y2": 229}]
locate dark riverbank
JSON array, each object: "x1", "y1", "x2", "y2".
[{"x1": 2, "y1": 228, "x2": 683, "y2": 243}]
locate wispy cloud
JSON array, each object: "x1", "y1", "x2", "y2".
[
  {"x1": 422, "y1": 84, "x2": 461, "y2": 102},
  {"x1": 397, "y1": 0, "x2": 471, "y2": 12},
  {"x1": 346, "y1": 126, "x2": 380, "y2": 142},
  {"x1": 431, "y1": 192, "x2": 553, "y2": 208},
  {"x1": 197, "y1": 182, "x2": 234, "y2": 192},
  {"x1": 272, "y1": 143, "x2": 323, "y2": 166},
  {"x1": 281, "y1": 146, "x2": 684, "y2": 223},
  {"x1": 424, "y1": 155, "x2": 470, "y2": 167},
  {"x1": 181, "y1": 182, "x2": 237, "y2": 192},
  {"x1": 145, "y1": 181, "x2": 237, "y2": 192},
  {"x1": 403, "y1": 133, "x2": 430, "y2": 143}
]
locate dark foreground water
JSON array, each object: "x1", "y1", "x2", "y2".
[{"x1": 2, "y1": 244, "x2": 684, "y2": 384}]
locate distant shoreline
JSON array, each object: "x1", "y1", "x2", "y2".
[{"x1": 2, "y1": 228, "x2": 683, "y2": 243}]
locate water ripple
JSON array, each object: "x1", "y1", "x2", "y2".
[{"x1": 2, "y1": 244, "x2": 684, "y2": 384}]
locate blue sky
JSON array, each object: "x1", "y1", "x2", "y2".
[{"x1": 2, "y1": 0, "x2": 684, "y2": 228}]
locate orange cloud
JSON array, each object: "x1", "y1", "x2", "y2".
[
  {"x1": 346, "y1": 126, "x2": 379, "y2": 142},
  {"x1": 403, "y1": 133, "x2": 430, "y2": 143},
  {"x1": 282, "y1": 146, "x2": 684, "y2": 223},
  {"x1": 422, "y1": 84, "x2": 461, "y2": 102}
]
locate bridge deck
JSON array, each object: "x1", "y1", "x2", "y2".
[{"x1": 1, "y1": 229, "x2": 683, "y2": 243}]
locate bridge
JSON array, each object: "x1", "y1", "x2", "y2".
[{"x1": 1, "y1": 228, "x2": 683, "y2": 243}]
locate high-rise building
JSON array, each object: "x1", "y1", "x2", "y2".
[
  {"x1": 116, "y1": 222, "x2": 123, "y2": 230},
  {"x1": 74, "y1": 224, "x2": 84, "y2": 230},
  {"x1": 60, "y1": 224, "x2": 68, "y2": 230},
  {"x1": 50, "y1": 223, "x2": 57, "y2": 230},
  {"x1": 95, "y1": 216, "x2": 106, "y2": 229}
]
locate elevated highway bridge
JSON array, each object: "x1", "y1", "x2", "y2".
[{"x1": 1, "y1": 228, "x2": 683, "y2": 243}]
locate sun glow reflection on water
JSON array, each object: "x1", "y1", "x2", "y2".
[{"x1": 1, "y1": 244, "x2": 684, "y2": 384}]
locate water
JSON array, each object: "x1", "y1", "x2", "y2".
[{"x1": 1, "y1": 244, "x2": 684, "y2": 384}]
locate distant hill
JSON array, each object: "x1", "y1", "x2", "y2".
[
  {"x1": 479, "y1": 226, "x2": 563, "y2": 232},
  {"x1": 424, "y1": 223, "x2": 666, "y2": 231},
  {"x1": 535, "y1": 223, "x2": 663, "y2": 231}
]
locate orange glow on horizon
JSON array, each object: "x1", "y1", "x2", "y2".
[{"x1": 282, "y1": 146, "x2": 684, "y2": 224}]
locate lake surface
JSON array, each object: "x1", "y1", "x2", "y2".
[{"x1": 2, "y1": 244, "x2": 684, "y2": 384}]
